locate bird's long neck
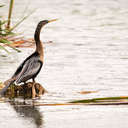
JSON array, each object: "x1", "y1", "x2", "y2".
[{"x1": 34, "y1": 24, "x2": 44, "y2": 61}]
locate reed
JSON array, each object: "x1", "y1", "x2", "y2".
[
  {"x1": 6, "y1": 0, "x2": 14, "y2": 29},
  {"x1": 0, "y1": 1, "x2": 34, "y2": 53},
  {"x1": 70, "y1": 96, "x2": 128, "y2": 103}
]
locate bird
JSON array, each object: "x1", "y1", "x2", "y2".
[{"x1": 0, "y1": 19, "x2": 57, "y2": 96}]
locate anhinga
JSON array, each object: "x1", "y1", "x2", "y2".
[{"x1": 0, "y1": 19, "x2": 57, "y2": 96}]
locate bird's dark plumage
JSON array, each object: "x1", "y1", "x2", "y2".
[
  {"x1": 0, "y1": 19, "x2": 57, "y2": 95},
  {"x1": 14, "y1": 52, "x2": 43, "y2": 84}
]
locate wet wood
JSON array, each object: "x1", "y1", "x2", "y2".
[{"x1": 0, "y1": 82, "x2": 47, "y2": 98}]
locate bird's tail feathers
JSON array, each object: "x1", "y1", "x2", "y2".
[{"x1": 0, "y1": 77, "x2": 16, "y2": 96}]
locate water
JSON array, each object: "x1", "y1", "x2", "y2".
[{"x1": 1, "y1": 0, "x2": 128, "y2": 127}]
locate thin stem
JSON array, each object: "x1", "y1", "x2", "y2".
[
  {"x1": 10, "y1": 9, "x2": 35, "y2": 32},
  {"x1": 7, "y1": 0, "x2": 14, "y2": 29}
]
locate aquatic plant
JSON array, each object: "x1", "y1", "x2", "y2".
[{"x1": 0, "y1": 1, "x2": 34, "y2": 53}]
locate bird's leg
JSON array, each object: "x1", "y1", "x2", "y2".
[
  {"x1": 33, "y1": 78, "x2": 35, "y2": 83},
  {"x1": 32, "y1": 78, "x2": 36, "y2": 98},
  {"x1": 23, "y1": 82, "x2": 26, "y2": 100}
]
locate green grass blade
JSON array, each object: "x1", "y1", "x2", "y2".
[
  {"x1": 70, "y1": 96, "x2": 128, "y2": 103},
  {"x1": 0, "y1": 45, "x2": 9, "y2": 53},
  {"x1": 0, "y1": 38, "x2": 12, "y2": 44},
  {"x1": 10, "y1": 9, "x2": 36, "y2": 31},
  {"x1": 7, "y1": 45, "x2": 21, "y2": 52},
  {"x1": 0, "y1": 38, "x2": 21, "y2": 52}
]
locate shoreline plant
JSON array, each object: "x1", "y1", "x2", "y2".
[{"x1": 0, "y1": 0, "x2": 34, "y2": 53}]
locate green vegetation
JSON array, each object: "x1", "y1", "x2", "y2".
[
  {"x1": 0, "y1": 1, "x2": 34, "y2": 53},
  {"x1": 69, "y1": 96, "x2": 128, "y2": 105}
]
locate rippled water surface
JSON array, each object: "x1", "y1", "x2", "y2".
[{"x1": 1, "y1": 0, "x2": 128, "y2": 127}]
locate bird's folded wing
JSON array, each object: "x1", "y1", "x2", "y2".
[{"x1": 16, "y1": 58, "x2": 42, "y2": 83}]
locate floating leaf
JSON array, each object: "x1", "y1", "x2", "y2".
[
  {"x1": 70, "y1": 96, "x2": 128, "y2": 103},
  {"x1": 79, "y1": 90, "x2": 98, "y2": 94}
]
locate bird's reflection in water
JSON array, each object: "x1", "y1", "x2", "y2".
[{"x1": 9, "y1": 100, "x2": 43, "y2": 128}]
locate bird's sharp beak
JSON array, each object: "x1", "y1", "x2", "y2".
[{"x1": 48, "y1": 19, "x2": 58, "y2": 23}]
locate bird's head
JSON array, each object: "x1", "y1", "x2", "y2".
[
  {"x1": 37, "y1": 19, "x2": 58, "y2": 28},
  {"x1": 34, "y1": 19, "x2": 58, "y2": 42}
]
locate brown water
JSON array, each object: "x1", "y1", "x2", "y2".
[{"x1": 1, "y1": 0, "x2": 128, "y2": 127}]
